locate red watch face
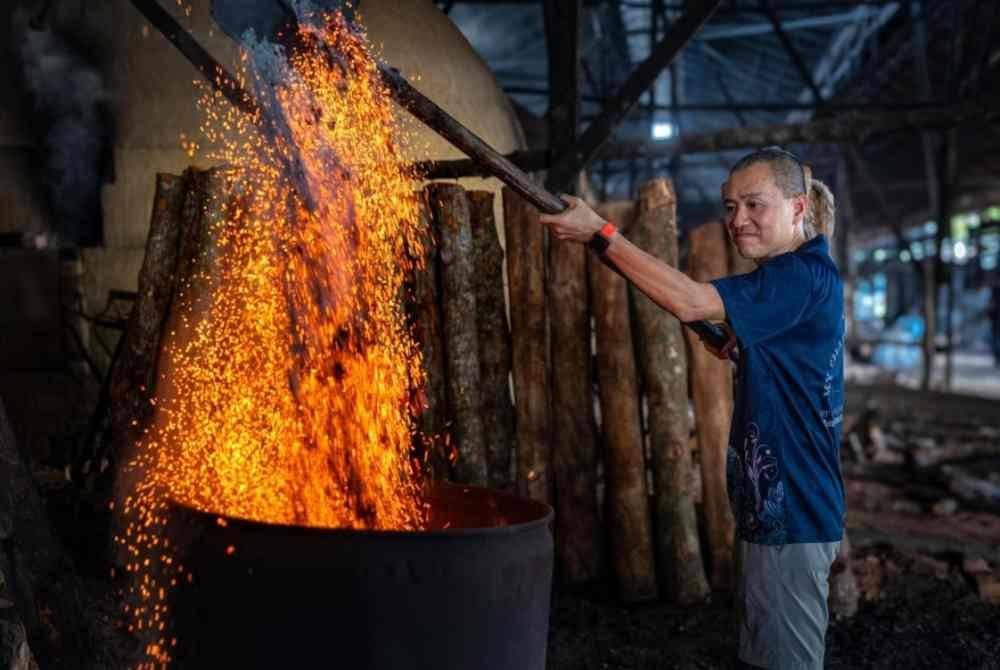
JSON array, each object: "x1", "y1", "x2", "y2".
[{"x1": 600, "y1": 222, "x2": 617, "y2": 238}]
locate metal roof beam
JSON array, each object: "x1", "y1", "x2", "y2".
[
  {"x1": 417, "y1": 95, "x2": 1000, "y2": 177},
  {"x1": 545, "y1": 0, "x2": 722, "y2": 191},
  {"x1": 756, "y1": 0, "x2": 824, "y2": 103}
]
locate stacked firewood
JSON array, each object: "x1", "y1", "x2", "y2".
[
  {"x1": 469, "y1": 178, "x2": 749, "y2": 604},
  {"x1": 417, "y1": 178, "x2": 726, "y2": 602},
  {"x1": 411, "y1": 185, "x2": 515, "y2": 488}
]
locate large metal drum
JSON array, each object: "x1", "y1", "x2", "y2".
[{"x1": 170, "y1": 483, "x2": 554, "y2": 669}]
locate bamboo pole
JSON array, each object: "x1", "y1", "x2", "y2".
[
  {"x1": 593, "y1": 202, "x2": 658, "y2": 603},
  {"x1": 548, "y1": 215, "x2": 601, "y2": 584},
  {"x1": 628, "y1": 179, "x2": 710, "y2": 603},
  {"x1": 684, "y1": 220, "x2": 736, "y2": 590},
  {"x1": 407, "y1": 194, "x2": 451, "y2": 481},
  {"x1": 467, "y1": 191, "x2": 516, "y2": 490},
  {"x1": 502, "y1": 188, "x2": 553, "y2": 504},
  {"x1": 427, "y1": 183, "x2": 489, "y2": 486}
]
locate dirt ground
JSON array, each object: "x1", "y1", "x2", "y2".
[
  {"x1": 547, "y1": 548, "x2": 1000, "y2": 670},
  {"x1": 547, "y1": 469, "x2": 1000, "y2": 670}
]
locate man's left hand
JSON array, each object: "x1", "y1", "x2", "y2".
[{"x1": 538, "y1": 194, "x2": 607, "y2": 243}]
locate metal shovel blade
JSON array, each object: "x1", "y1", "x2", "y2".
[{"x1": 211, "y1": 0, "x2": 358, "y2": 45}]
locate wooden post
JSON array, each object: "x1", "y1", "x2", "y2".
[
  {"x1": 110, "y1": 173, "x2": 186, "y2": 466},
  {"x1": 548, "y1": 225, "x2": 601, "y2": 584},
  {"x1": 407, "y1": 194, "x2": 451, "y2": 481},
  {"x1": 427, "y1": 184, "x2": 489, "y2": 486},
  {"x1": 684, "y1": 220, "x2": 736, "y2": 590},
  {"x1": 502, "y1": 188, "x2": 553, "y2": 504},
  {"x1": 148, "y1": 168, "x2": 233, "y2": 424},
  {"x1": 628, "y1": 179, "x2": 710, "y2": 604},
  {"x1": 108, "y1": 171, "x2": 190, "y2": 574},
  {"x1": 593, "y1": 202, "x2": 658, "y2": 603},
  {"x1": 467, "y1": 191, "x2": 516, "y2": 490}
]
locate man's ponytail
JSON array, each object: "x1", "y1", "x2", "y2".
[{"x1": 806, "y1": 178, "x2": 835, "y2": 241}]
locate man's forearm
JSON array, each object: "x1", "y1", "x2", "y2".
[{"x1": 601, "y1": 232, "x2": 726, "y2": 323}]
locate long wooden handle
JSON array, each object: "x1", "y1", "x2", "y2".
[
  {"x1": 383, "y1": 66, "x2": 734, "y2": 359},
  {"x1": 379, "y1": 66, "x2": 566, "y2": 214}
]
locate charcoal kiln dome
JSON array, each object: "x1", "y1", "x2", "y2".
[{"x1": 85, "y1": 0, "x2": 524, "y2": 338}]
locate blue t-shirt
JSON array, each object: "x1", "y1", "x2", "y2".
[{"x1": 710, "y1": 235, "x2": 845, "y2": 545}]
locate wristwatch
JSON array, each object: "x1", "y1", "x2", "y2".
[{"x1": 587, "y1": 221, "x2": 617, "y2": 255}]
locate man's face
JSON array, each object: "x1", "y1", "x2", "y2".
[{"x1": 721, "y1": 162, "x2": 806, "y2": 261}]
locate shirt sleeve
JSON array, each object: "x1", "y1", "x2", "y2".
[{"x1": 709, "y1": 254, "x2": 816, "y2": 347}]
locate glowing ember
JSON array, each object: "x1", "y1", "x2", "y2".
[{"x1": 117, "y1": 12, "x2": 428, "y2": 667}]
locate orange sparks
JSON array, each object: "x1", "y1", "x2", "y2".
[{"x1": 118, "y1": 11, "x2": 428, "y2": 667}]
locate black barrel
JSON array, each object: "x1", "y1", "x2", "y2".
[{"x1": 169, "y1": 483, "x2": 554, "y2": 669}]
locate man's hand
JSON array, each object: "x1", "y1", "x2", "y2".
[{"x1": 538, "y1": 194, "x2": 607, "y2": 243}]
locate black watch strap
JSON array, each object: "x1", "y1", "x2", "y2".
[{"x1": 587, "y1": 221, "x2": 617, "y2": 255}]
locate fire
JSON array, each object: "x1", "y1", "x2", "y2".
[{"x1": 117, "y1": 12, "x2": 428, "y2": 667}]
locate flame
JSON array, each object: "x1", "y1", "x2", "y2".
[{"x1": 117, "y1": 12, "x2": 428, "y2": 667}]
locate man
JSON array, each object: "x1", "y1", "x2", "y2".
[{"x1": 539, "y1": 147, "x2": 845, "y2": 670}]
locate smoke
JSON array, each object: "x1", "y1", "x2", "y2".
[{"x1": 11, "y1": 7, "x2": 112, "y2": 247}]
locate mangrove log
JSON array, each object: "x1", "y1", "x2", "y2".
[
  {"x1": 684, "y1": 220, "x2": 736, "y2": 590},
  {"x1": 467, "y1": 191, "x2": 516, "y2": 490},
  {"x1": 427, "y1": 184, "x2": 489, "y2": 486},
  {"x1": 407, "y1": 194, "x2": 451, "y2": 480},
  {"x1": 548, "y1": 206, "x2": 601, "y2": 584},
  {"x1": 502, "y1": 188, "x2": 553, "y2": 504},
  {"x1": 109, "y1": 173, "x2": 186, "y2": 467},
  {"x1": 628, "y1": 179, "x2": 710, "y2": 603},
  {"x1": 592, "y1": 201, "x2": 658, "y2": 603}
]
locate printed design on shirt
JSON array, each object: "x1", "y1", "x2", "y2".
[
  {"x1": 727, "y1": 422, "x2": 786, "y2": 544},
  {"x1": 821, "y1": 314, "x2": 846, "y2": 428},
  {"x1": 726, "y1": 446, "x2": 742, "y2": 519}
]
